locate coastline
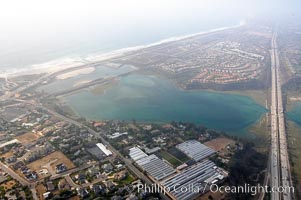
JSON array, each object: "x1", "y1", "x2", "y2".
[
  {"x1": 56, "y1": 67, "x2": 95, "y2": 80},
  {"x1": 1, "y1": 21, "x2": 245, "y2": 78}
]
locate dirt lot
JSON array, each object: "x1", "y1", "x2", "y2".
[
  {"x1": 204, "y1": 137, "x2": 235, "y2": 152},
  {"x1": 1, "y1": 180, "x2": 17, "y2": 190},
  {"x1": 27, "y1": 151, "x2": 75, "y2": 176},
  {"x1": 197, "y1": 190, "x2": 226, "y2": 200},
  {"x1": 36, "y1": 183, "x2": 47, "y2": 200},
  {"x1": 16, "y1": 132, "x2": 40, "y2": 145},
  {"x1": 0, "y1": 151, "x2": 14, "y2": 159}
]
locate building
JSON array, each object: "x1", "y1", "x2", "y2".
[
  {"x1": 135, "y1": 154, "x2": 176, "y2": 181},
  {"x1": 176, "y1": 140, "x2": 215, "y2": 161},
  {"x1": 108, "y1": 132, "x2": 128, "y2": 139},
  {"x1": 144, "y1": 147, "x2": 161, "y2": 154},
  {"x1": 96, "y1": 143, "x2": 112, "y2": 156},
  {"x1": 161, "y1": 160, "x2": 223, "y2": 200},
  {"x1": 129, "y1": 147, "x2": 147, "y2": 161},
  {"x1": 55, "y1": 163, "x2": 67, "y2": 173}
]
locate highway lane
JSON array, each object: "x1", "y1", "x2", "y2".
[
  {"x1": 270, "y1": 32, "x2": 292, "y2": 200},
  {"x1": 270, "y1": 32, "x2": 280, "y2": 200},
  {"x1": 274, "y1": 33, "x2": 293, "y2": 200}
]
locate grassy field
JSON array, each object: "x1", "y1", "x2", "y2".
[
  {"x1": 248, "y1": 113, "x2": 269, "y2": 152},
  {"x1": 287, "y1": 120, "x2": 301, "y2": 197},
  {"x1": 157, "y1": 150, "x2": 183, "y2": 167}
]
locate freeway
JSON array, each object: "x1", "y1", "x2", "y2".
[
  {"x1": 270, "y1": 32, "x2": 292, "y2": 200},
  {"x1": 270, "y1": 32, "x2": 280, "y2": 200}
]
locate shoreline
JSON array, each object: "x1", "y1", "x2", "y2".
[
  {"x1": 56, "y1": 67, "x2": 95, "y2": 80},
  {"x1": 1, "y1": 21, "x2": 245, "y2": 78},
  {"x1": 289, "y1": 97, "x2": 301, "y2": 101}
]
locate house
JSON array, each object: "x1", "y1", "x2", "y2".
[
  {"x1": 102, "y1": 163, "x2": 113, "y2": 173},
  {"x1": 88, "y1": 166, "x2": 100, "y2": 176},
  {"x1": 55, "y1": 163, "x2": 67, "y2": 173},
  {"x1": 78, "y1": 173, "x2": 86, "y2": 184},
  {"x1": 25, "y1": 172, "x2": 38, "y2": 181},
  {"x1": 104, "y1": 180, "x2": 115, "y2": 190},
  {"x1": 114, "y1": 171, "x2": 127, "y2": 181},
  {"x1": 46, "y1": 181, "x2": 55, "y2": 191},
  {"x1": 6, "y1": 156, "x2": 17, "y2": 164},
  {"x1": 126, "y1": 194, "x2": 138, "y2": 200},
  {"x1": 58, "y1": 179, "x2": 70, "y2": 191},
  {"x1": 90, "y1": 184, "x2": 105, "y2": 195},
  {"x1": 116, "y1": 164, "x2": 124, "y2": 170},
  {"x1": 43, "y1": 192, "x2": 52, "y2": 199},
  {"x1": 111, "y1": 195, "x2": 122, "y2": 200},
  {"x1": 77, "y1": 188, "x2": 89, "y2": 198}
]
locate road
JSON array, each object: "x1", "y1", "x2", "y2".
[
  {"x1": 0, "y1": 162, "x2": 39, "y2": 200},
  {"x1": 31, "y1": 103, "x2": 169, "y2": 199},
  {"x1": 40, "y1": 105, "x2": 153, "y2": 183},
  {"x1": 270, "y1": 32, "x2": 292, "y2": 200},
  {"x1": 2, "y1": 99, "x2": 160, "y2": 199}
]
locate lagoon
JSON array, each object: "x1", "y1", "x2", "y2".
[
  {"x1": 65, "y1": 74, "x2": 266, "y2": 134},
  {"x1": 288, "y1": 102, "x2": 301, "y2": 126}
]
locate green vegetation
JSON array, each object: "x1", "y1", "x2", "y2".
[
  {"x1": 248, "y1": 114, "x2": 269, "y2": 152},
  {"x1": 228, "y1": 142, "x2": 267, "y2": 200},
  {"x1": 167, "y1": 147, "x2": 191, "y2": 163},
  {"x1": 119, "y1": 174, "x2": 135, "y2": 185},
  {"x1": 156, "y1": 150, "x2": 183, "y2": 167},
  {"x1": 287, "y1": 120, "x2": 301, "y2": 199}
]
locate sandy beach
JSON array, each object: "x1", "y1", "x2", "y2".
[
  {"x1": 56, "y1": 67, "x2": 95, "y2": 80},
  {"x1": 290, "y1": 97, "x2": 301, "y2": 101},
  {"x1": 73, "y1": 80, "x2": 92, "y2": 87},
  {"x1": 2, "y1": 21, "x2": 244, "y2": 79}
]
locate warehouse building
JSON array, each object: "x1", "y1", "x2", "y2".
[
  {"x1": 161, "y1": 160, "x2": 223, "y2": 200},
  {"x1": 176, "y1": 140, "x2": 215, "y2": 161},
  {"x1": 129, "y1": 147, "x2": 148, "y2": 161},
  {"x1": 136, "y1": 154, "x2": 176, "y2": 181},
  {"x1": 96, "y1": 143, "x2": 112, "y2": 156}
]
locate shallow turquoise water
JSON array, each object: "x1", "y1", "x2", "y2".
[
  {"x1": 288, "y1": 102, "x2": 301, "y2": 126},
  {"x1": 65, "y1": 74, "x2": 266, "y2": 135}
]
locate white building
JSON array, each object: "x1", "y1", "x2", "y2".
[{"x1": 96, "y1": 143, "x2": 112, "y2": 156}]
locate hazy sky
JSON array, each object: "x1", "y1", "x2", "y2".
[
  {"x1": 0, "y1": 0, "x2": 299, "y2": 38},
  {"x1": 0, "y1": 0, "x2": 300, "y2": 69}
]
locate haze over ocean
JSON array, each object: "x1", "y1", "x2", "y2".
[{"x1": 0, "y1": 18, "x2": 238, "y2": 73}]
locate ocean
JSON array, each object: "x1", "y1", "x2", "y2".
[{"x1": 0, "y1": 18, "x2": 240, "y2": 75}]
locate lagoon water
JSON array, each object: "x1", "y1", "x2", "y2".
[
  {"x1": 65, "y1": 74, "x2": 266, "y2": 134},
  {"x1": 288, "y1": 102, "x2": 301, "y2": 126}
]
